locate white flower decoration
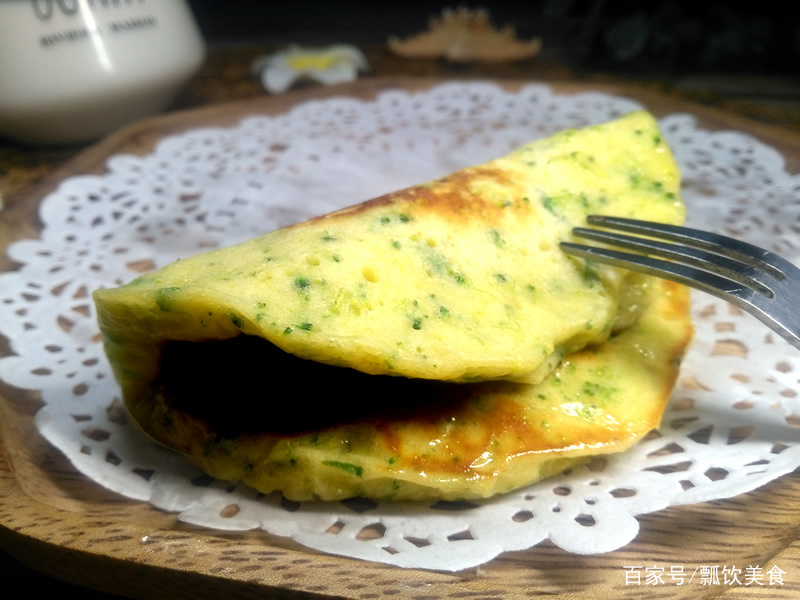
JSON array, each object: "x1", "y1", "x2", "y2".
[{"x1": 253, "y1": 45, "x2": 368, "y2": 94}]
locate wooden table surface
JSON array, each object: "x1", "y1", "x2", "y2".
[{"x1": 2, "y1": 42, "x2": 800, "y2": 599}]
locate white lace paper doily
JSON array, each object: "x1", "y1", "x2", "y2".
[{"x1": 1, "y1": 82, "x2": 799, "y2": 572}]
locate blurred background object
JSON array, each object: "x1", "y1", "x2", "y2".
[
  {"x1": 252, "y1": 44, "x2": 368, "y2": 94},
  {"x1": 0, "y1": 0, "x2": 205, "y2": 146},
  {"x1": 387, "y1": 6, "x2": 542, "y2": 63}
]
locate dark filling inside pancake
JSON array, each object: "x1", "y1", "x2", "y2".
[{"x1": 155, "y1": 335, "x2": 505, "y2": 437}]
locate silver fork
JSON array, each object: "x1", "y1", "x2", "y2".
[{"x1": 560, "y1": 215, "x2": 800, "y2": 351}]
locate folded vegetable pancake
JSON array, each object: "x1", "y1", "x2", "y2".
[
  {"x1": 125, "y1": 277, "x2": 692, "y2": 501},
  {"x1": 93, "y1": 110, "x2": 692, "y2": 501},
  {"x1": 94, "y1": 111, "x2": 684, "y2": 396}
]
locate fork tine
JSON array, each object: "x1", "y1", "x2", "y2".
[
  {"x1": 561, "y1": 215, "x2": 800, "y2": 351},
  {"x1": 584, "y1": 215, "x2": 787, "y2": 279},
  {"x1": 559, "y1": 242, "x2": 756, "y2": 300},
  {"x1": 570, "y1": 226, "x2": 775, "y2": 297}
]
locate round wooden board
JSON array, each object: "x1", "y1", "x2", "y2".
[{"x1": 2, "y1": 78, "x2": 800, "y2": 599}]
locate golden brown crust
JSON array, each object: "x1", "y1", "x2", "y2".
[{"x1": 306, "y1": 165, "x2": 526, "y2": 227}]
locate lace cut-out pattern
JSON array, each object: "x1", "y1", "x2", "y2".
[{"x1": 1, "y1": 82, "x2": 799, "y2": 571}]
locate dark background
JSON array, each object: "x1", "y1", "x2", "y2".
[{"x1": 185, "y1": 0, "x2": 797, "y2": 75}]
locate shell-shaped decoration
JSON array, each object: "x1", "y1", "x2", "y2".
[{"x1": 388, "y1": 7, "x2": 542, "y2": 63}]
